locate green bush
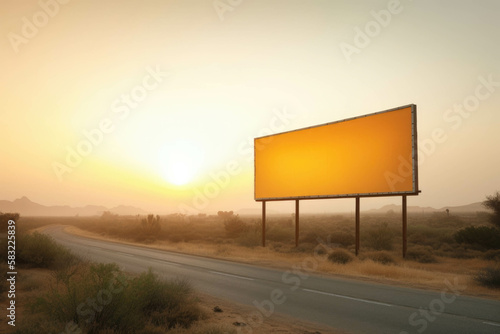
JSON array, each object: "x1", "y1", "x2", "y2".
[
  {"x1": 474, "y1": 266, "x2": 500, "y2": 289},
  {"x1": 17, "y1": 232, "x2": 80, "y2": 269},
  {"x1": 406, "y1": 246, "x2": 437, "y2": 263},
  {"x1": 328, "y1": 249, "x2": 354, "y2": 264},
  {"x1": 454, "y1": 226, "x2": 500, "y2": 250},
  {"x1": 29, "y1": 265, "x2": 202, "y2": 333},
  {"x1": 132, "y1": 269, "x2": 201, "y2": 329}
]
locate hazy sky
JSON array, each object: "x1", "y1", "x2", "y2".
[{"x1": 1, "y1": 0, "x2": 499, "y2": 214}]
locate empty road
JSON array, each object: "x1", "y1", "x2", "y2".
[{"x1": 44, "y1": 226, "x2": 500, "y2": 334}]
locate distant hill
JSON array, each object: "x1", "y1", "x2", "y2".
[
  {"x1": 238, "y1": 202, "x2": 491, "y2": 216},
  {"x1": 0, "y1": 196, "x2": 147, "y2": 216},
  {"x1": 368, "y1": 202, "x2": 490, "y2": 214}
]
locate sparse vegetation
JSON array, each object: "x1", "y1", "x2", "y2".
[
  {"x1": 483, "y1": 191, "x2": 500, "y2": 228},
  {"x1": 365, "y1": 222, "x2": 394, "y2": 251},
  {"x1": 141, "y1": 214, "x2": 162, "y2": 234},
  {"x1": 12, "y1": 229, "x2": 205, "y2": 334},
  {"x1": 328, "y1": 249, "x2": 354, "y2": 264},
  {"x1": 0, "y1": 212, "x2": 19, "y2": 233},
  {"x1": 474, "y1": 266, "x2": 500, "y2": 289},
  {"x1": 221, "y1": 213, "x2": 248, "y2": 238},
  {"x1": 20, "y1": 264, "x2": 203, "y2": 334},
  {"x1": 17, "y1": 231, "x2": 80, "y2": 269},
  {"x1": 11, "y1": 190, "x2": 500, "y2": 305},
  {"x1": 405, "y1": 245, "x2": 437, "y2": 263},
  {"x1": 454, "y1": 226, "x2": 500, "y2": 250},
  {"x1": 364, "y1": 251, "x2": 396, "y2": 265}
]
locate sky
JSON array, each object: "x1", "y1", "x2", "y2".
[{"x1": 1, "y1": 0, "x2": 499, "y2": 215}]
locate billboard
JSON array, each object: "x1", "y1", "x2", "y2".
[{"x1": 254, "y1": 105, "x2": 418, "y2": 201}]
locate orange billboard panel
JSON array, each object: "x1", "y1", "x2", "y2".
[{"x1": 254, "y1": 105, "x2": 418, "y2": 201}]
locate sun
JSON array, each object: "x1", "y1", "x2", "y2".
[{"x1": 159, "y1": 140, "x2": 204, "y2": 186}]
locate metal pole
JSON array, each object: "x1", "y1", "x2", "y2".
[
  {"x1": 355, "y1": 197, "x2": 360, "y2": 256},
  {"x1": 262, "y1": 201, "x2": 266, "y2": 247},
  {"x1": 295, "y1": 199, "x2": 299, "y2": 247},
  {"x1": 402, "y1": 196, "x2": 407, "y2": 258}
]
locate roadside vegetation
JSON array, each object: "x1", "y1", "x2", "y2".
[
  {"x1": 0, "y1": 223, "x2": 236, "y2": 334},
  {"x1": 4, "y1": 192, "x2": 500, "y2": 296}
]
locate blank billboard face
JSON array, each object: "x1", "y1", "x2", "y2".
[{"x1": 254, "y1": 105, "x2": 418, "y2": 201}]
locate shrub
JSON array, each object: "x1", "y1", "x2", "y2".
[
  {"x1": 454, "y1": 226, "x2": 500, "y2": 250},
  {"x1": 483, "y1": 191, "x2": 500, "y2": 228},
  {"x1": 366, "y1": 223, "x2": 394, "y2": 251},
  {"x1": 223, "y1": 215, "x2": 248, "y2": 238},
  {"x1": 286, "y1": 242, "x2": 316, "y2": 254},
  {"x1": 406, "y1": 245, "x2": 437, "y2": 263},
  {"x1": 17, "y1": 232, "x2": 80, "y2": 269},
  {"x1": 474, "y1": 266, "x2": 500, "y2": 289},
  {"x1": 328, "y1": 249, "x2": 354, "y2": 264},
  {"x1": 267, "y1": 225, "x2": 293, "y2": 242},
  {"x1": 131, "y1": 270, "x2": 202, "y2": 329},
  {"x1": 236, "y1": 230, "x2": 262, "y2": 248},
  {"x1": 30, "y1": 265, "x2": 202, "y2": 333},
  {"x1": 141, "y1": 214, "x2": 162, "y2": 234},
  {"x1": 329, "y1": 231, "x2": 355, "y2": 247},
  {"x1": 0, "y1": 212, "x2": 19, "y2": 233},
  {"x1": 365, "y1": 251, "x2": 396, "y2": 265},
  {"x1": 483, "y1": 249, "x2": 500, "y2": 261},
  {"x1": 449, "y1": 245, "x2": 482, "y2": 259}
]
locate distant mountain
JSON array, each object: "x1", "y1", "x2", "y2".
[
  {"x1": 0, "y1": 196, "x2": 147, "y2": 216},
  {"x1": 438, "y1": 202, "x2": 489, "y2": 213},
  {"x1": 368, "y1": 202, "x2": 490, "y2": 214}
]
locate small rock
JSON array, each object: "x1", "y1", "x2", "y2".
[
  {"x1": 232, "y1": 322, "x2": 247, "y2": 327},
  {"x1": 213, "y1": 306, "x2": 223, "y2": 313}
]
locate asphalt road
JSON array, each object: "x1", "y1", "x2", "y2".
[{"x1": 44, "y1": 226, "x2": 500, "y2": 334}]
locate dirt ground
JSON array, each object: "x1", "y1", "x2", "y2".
[{"x1": 197, "y1": 293, "x2": 343, "y2": 334}]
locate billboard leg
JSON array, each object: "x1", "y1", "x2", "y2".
[
  {"x1": 262, "y1": 201, "x2": 266, "y2": 247},
  {"x1": 402, "y1": 196, "x2": 407, "y2": 258},
  {"x1": 355, "y1": 197, "x2": 360, "y2": 256},
  {"x1": 295, "y1": 199, "x2": 300, "y2": 247}
]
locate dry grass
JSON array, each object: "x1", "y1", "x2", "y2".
[
  {"x1": 0, "y1": 267, "x2": 54, "y2": 333},
  {"x1": 3, "y1": 266, "x2": 340, "y2": 334}
]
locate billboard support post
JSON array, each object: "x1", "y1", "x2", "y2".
[
  {"x1": 262, "y1": 201, "x2": 266, "y2": 247},
  {"x1": 355, "y1": 197, "x2": 360, "y2": 256},
  {"x1": 295, "y1": 200, "x2": 300, "y2": 247},
  {"x1": 402, "y1": 195, "x2": 407, "y2": 258}
]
